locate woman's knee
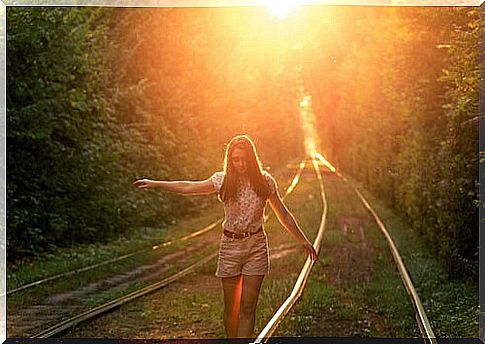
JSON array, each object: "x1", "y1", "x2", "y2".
[{"x1": 239, "y1": 298, "x2": 257, "y2": 318}]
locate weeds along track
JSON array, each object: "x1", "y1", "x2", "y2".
[
  {"x1": 8, "y1": 160, "x2": 307, "y2": 338},
  {"x1": 253, "y1": 154, "x2": 436, "y2": 343}
]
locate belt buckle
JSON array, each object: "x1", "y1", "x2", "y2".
[{"x1": 244, "y1": 232, "x2": 249, "y2": 238}]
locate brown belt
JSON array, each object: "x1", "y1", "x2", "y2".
[{"x1": 223, "y1": 227, "x2": 262, "y2": 239}]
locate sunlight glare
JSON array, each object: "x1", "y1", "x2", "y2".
[{"x1": 264, "y1": 0, "x2": 301, "y2": 20}]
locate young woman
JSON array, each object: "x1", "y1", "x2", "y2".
[{"x1": 133, "y1": 135, "x2": 317, "y2": 338}]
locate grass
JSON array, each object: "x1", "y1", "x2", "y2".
[
  {"x1": 7, "y1": 200, "x2": 222, "y2": 283},
  {"x1": 256, "y1": 173, "x2": 326, "y2": 334},
  {"x1": 16, "y1": 242, "x2": 222, "y2": 338},
  {"x1": 8, "y1": 231, "x2": 222, "y2": 310},
  {"x1": 269, "y1": 175, "x2": 401, "y2": 337},
  {"x1": 356, "y1": 182, "x2": 479, "y2": 338},
  {"x1": 274, "y1": 173, "x2": 478, "y2": 338},
  {"x1": 8, "y1": 163, "x2": 478, "y2": 339}
]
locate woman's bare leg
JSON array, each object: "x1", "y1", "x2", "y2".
[
  {"x1": 237, "y1": 275, "x2": 264, "y2": 338},
  {"x1": 222, "y1": 275, "x2": 243, "y2": 337}
]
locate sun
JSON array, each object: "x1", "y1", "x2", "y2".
[{"x1": 264, "y1": 0, "x2": 302, "y2": 20}]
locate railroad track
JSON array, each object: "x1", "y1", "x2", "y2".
[
  {"x1": 11, "y1": 156, "x2": 436, "y2": 341},
  {"x1": 252, "y1": 153, "x2": 436, "y2": 343},
  {"x1": 7, "y1": 160, "x2": 307, "y2": 338}
]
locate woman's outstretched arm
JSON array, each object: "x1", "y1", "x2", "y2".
[
  {"x1": 132, "y1": 178, "x2": 216, "y2": 195},
  {"x1": 268, "y1": 191, "x2": 318, "y2": 261}
]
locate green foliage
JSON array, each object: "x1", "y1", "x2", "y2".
[
  {"x1": 7, "y1": 7, "x2": 115, "y2": 256},
  {"x1": 7, "y1": 7, "x2": 304, "y2": 259},
  {"x1": 303, "y1": 7, "x2": 478, "y2": 279}
]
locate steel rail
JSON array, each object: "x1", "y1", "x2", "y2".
[
  {"x1": 251, "y1": 157, "x2": 327, "y2": 344},
  {"x1": 8, "y1": 160, "x2": 307, "y2": 296},
  {"x1": 22, "y1": 159, "x2": 308, "y2": 338},
  {"x1": 283, "y1": 160, "x2": 307, "y2": 196},
  {"x1": 6, "y1": 219, "x2": 222, "y2": 295},
  {"x1": 314, "y1": 154, "x2": 437, "y2": 343},
  {"x1": 32, "y1": 251, "x2": 219, "y2": 338}
]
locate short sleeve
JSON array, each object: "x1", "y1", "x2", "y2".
[
  {"x1": 264, "y1": 171, "x2": 277, "y2": 195},
  {"x1": 211, "y1": 171, "x2": 224, "y2": 193}
]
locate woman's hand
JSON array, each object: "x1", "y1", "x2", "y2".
[
  {"x1": 303, "y1": 241, "x2": 318, "y2": 261},
  {"x1": 133, "y1": 179, "x2": 157, "y2": 189},
  {"x1": 268, "y1": 192, "x2": 318, "y2": 262}
]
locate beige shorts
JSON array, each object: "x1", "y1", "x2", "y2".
[{"x1": 215, "y1": 230, "x2": 270, "y2": 278}]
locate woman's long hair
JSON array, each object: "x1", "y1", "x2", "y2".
[{"x1": 219, "y1": 135, "x2": 271, "y2": 202}]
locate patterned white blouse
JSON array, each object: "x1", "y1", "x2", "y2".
[{"x1": 211, "y1": 170, "x2": 278, "y2": 234}]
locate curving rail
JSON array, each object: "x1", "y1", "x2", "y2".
[{"x1": 252, "y1": 152, "x2": 436, "y2": 343}]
